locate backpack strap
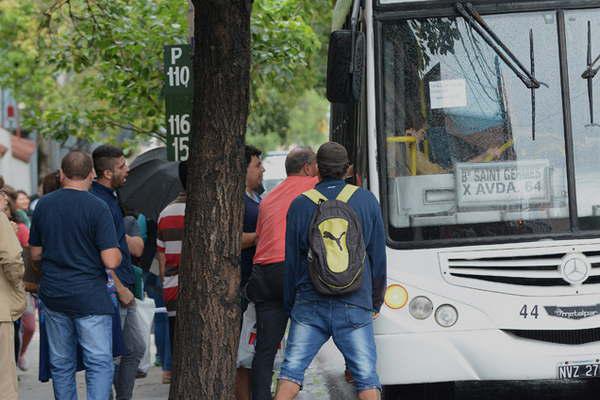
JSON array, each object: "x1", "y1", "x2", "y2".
[
  {"x1": 336, "y1": 184, "x2": 359, "y2": 203},
  {"x1": 303, "y1": 189, "x2": 328, "y2": 205}
]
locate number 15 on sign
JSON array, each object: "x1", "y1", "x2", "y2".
[{"x1": 173, "y1": 136, "x2": 189, "y2": 162}]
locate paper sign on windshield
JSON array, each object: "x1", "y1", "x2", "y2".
[
  {"x1": 455, "y1": 160, "x2": 551, "y2": 209},
  {"x1": 429, "y1": 79, "x2": 467, "y2": 109}
]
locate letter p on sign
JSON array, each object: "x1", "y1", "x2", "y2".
[{"x1": 171, "y1": 47, "x2": 183, "y2": 64}]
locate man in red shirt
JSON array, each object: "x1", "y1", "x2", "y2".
[
  {"x1": 245, "y1": 147, "x2": 318, "y2": 400},
  {"x1": 156, "y1": 161, "x2": 187, "y2": 379}
]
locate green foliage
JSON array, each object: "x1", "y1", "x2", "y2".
[
  {"x1": 246, "y1": 131, "x2": 283, "y2": 151},
  {"x1": 0, "y1": 0, "x2": 332, "y2": 149},
  {"x1": 248, "y1": 0, "x2": 332, "y2": 151},
  {"x1": 247, "y1": 89, "x2": 329, "y2": 152},
  {"x1": 0, "y1": 0, "x2": 186, "y2": 146},
  {"x1": 287, "y1": 89, "x2": 329, "y2": 148}
]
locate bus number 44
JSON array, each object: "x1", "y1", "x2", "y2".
[{"x1": 520, "y1": 304, "x2": 539, "y2": 319}]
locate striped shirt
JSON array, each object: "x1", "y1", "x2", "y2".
[{"x1": 157, "y1": 194, "x2": 186, "y2": 315}]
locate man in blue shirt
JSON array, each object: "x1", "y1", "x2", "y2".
[
  {"x1": 29, "y1": 151, "x2": 122, "y2": 400},
  {"x1": 236, "y1": 145, "x2": 265, "y2": 400},
  {"x1": 90, "y1": 145, "x2": 145, "y2": 400},
  {"x1": 275, "y1": 142, "x2": 387, "y2": 400},
  {"x1": 241, "y1": 145, "x2": 264, "y2": 292}
]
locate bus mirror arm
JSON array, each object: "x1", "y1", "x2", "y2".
[
  {"x1": 326, "y1": 0, "x2": 365, "y2": 103},
  {"x1": 349, "y1": 0, "x2": 362, "y2": 74}
]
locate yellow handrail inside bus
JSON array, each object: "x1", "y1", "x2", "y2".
[
  {"x1": 482, "y1": 139, "x2": 514, "y2": 163},
  {"x1": 387, "y1": 136, "x2": 417, "y2": 176}
]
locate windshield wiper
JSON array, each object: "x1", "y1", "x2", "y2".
[
  {"x1": 530, "y1": 29, "x2": 537, "y2": 140},
  {"x1": 456, "y1": 2, "x2": 546, "y2": 140},
  {"x1": 581, "y1": 20, "x2": 600, "y2": 127}
]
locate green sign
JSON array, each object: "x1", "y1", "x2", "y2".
[{"x1": 164, "y1": 45, "x2": 193, "y2": 161}]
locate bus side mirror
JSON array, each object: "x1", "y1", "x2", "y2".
[{"x1": 326, "y1": 30, "x2": 365, "y2": 104}]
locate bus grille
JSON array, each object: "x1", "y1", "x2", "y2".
[
  {"x1": 503, "y1": 328, "x2": 600, "y2": 345},
  {"x1": 439, "y1": 245, "x2": 600, "y2": 295}
]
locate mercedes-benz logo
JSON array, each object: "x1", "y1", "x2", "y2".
[{"x1": 559, "y1": 254, "x2": 591, "y2": 285}]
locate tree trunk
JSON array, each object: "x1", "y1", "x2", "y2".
[{"x1": 169, "y1": 1, "x2": 252, "y2": 399}]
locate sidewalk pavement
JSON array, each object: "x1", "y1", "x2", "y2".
[
  {"x1": 18, "y1": 331, "x2": 169, "y2": 400},
  {"x1": 18, "y1": 332, "x2": 351, "y2": 400}
]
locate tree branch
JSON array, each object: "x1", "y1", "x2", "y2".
[{"x1": 104, "y1": 119, "x2": 166, "y2": 141}]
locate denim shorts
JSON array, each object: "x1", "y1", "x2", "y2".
[{"x1": 278, "y1": 299, "x2": 381, "y2": 393}]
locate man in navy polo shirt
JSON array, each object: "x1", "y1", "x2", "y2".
[
  {"x1": 236, "y1": 144, "x2": 265, "y2": 400},
  {"x1": 90, "y1": 145, "x2": 145, "y2": 400},
  {"x1": 30, "y1": 151, "x2": 122, "y2": 400}
]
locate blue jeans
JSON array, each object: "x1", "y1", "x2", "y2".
[
  {"x1": 44, "y1": 307, "x2": 113, "y2": 400},
  {"x1": 113, "y1": 304, "x2": 146, "y2": 400},
  {"x1": 279, "y1": 299, "x2": 381, "y2": 393},
  {"x1": 144, "y1": 272, "x2": 171, "y2": 371}
]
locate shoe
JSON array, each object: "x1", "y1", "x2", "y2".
[
  {"x1": 17, "y1": 356, "x2": 28, "y2": 371},
  {"x1": 162, "y1": 371, "x2": 172, "y2": 384},
  {"x1": 136, "y1": 370, "x2": 147, "y2": 379}
]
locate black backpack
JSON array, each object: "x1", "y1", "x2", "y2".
[{"x1": 303, "y1": 184, "x2": 366, "y2": 296}]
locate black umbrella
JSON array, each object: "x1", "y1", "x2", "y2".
[{"x1": 118, "y1": 147, "x2": 183, "y2": 221}]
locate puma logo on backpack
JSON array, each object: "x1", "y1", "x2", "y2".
[
  {"x1": 303, "y1": 184, "x2": 366, "y2": 296},
  {"x1": 323, "y1": 231, "x2": 346, "y2": 251}
]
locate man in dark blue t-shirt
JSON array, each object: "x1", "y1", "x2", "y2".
[
  {"x1": 90, "y1": 144, "x2": 145, "y2": 400},
  {"x1": 237, "y1": 145, "x2": 265, "y2": 399},
  {"x1": 241, "y1": 145, "x2": 265, "y2": 293},
  {"x1": 29, "y1": 151, "x2": 122, "y2": 400}
]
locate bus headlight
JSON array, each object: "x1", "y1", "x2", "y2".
[
  {"x1": 435, "y1": 304, "x2": 458, "y2": 327},
  {"x1": 409, "y1": 296, "x2": 433, "y2": 320},
  {"x1": 384, "y1": 284, "x2": 408, "y2": 309}
]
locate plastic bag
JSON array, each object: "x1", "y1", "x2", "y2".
[
  {"x1": 236, "y1": 302, "x2": 286, "y2": 369},
  {"x1": 136, "y1": 297, "x2": 156, "y2": 373}
]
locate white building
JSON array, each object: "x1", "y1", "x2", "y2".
[{"x1": 0, "y1": 127, "x2": 36, "y2": 194}]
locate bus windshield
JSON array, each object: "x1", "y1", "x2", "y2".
[{"x1": 381, "y1": 11, "x2": 572, "y2": 243}]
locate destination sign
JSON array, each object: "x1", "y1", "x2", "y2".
[{"x1": 455, "y1": 160, "x2": 551, "y2": 209}]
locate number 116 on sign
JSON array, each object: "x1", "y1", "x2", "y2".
[{"x1": 168, "y1": 114, "x2": 190, "y2": 135}]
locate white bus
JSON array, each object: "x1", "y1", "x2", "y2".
[{"x1": 327, "y1": 0, "x2": 600, "y2": 398}]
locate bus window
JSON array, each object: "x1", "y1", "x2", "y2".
[
  {"x1": 381, "y1": 12, "x2": 570, "y2": 242},
  {"x1": 565, "y1": 10, "x2": 600, "y2": 231}
]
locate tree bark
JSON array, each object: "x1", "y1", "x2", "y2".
[{"x1": 169, "y1": 1, "x2": 252, "y2": 399}]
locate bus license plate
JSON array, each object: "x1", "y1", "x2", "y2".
[{"x1": 558, "y1": 362, "x2": 600, "y2": 379}]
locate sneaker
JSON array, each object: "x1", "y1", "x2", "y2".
[
  {"x1": 344, "y1": 369, "x2": 354, "y2": 384},
  {"x1": 162, "y1": 371, "x2": 172, "y2": 384},
  {"x1": 136, "y1": 370, "x2": 147, "y2": 379},
  {"x1": 17, "y1": 356, "x2": 28, "y2": 372}
]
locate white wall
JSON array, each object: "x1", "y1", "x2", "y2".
[{"x1": 0, "y1": 127, "x2": 33, "y2": 194}]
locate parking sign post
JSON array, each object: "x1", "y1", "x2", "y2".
[{"x1": 164, "y1": 44, "x2": 193, "y2": 161}]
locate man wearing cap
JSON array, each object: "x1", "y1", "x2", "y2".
[{"x1": 275, "y1": 142, "x2": 387, "y2": 400}]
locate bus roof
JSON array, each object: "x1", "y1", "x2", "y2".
[{"x1": 379, "y1": 0, "x2": 429, "y2": 3}]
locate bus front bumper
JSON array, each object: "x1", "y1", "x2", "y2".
[{"x1": 375, "y1": 329, "x2": 600, "y2": 385}]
